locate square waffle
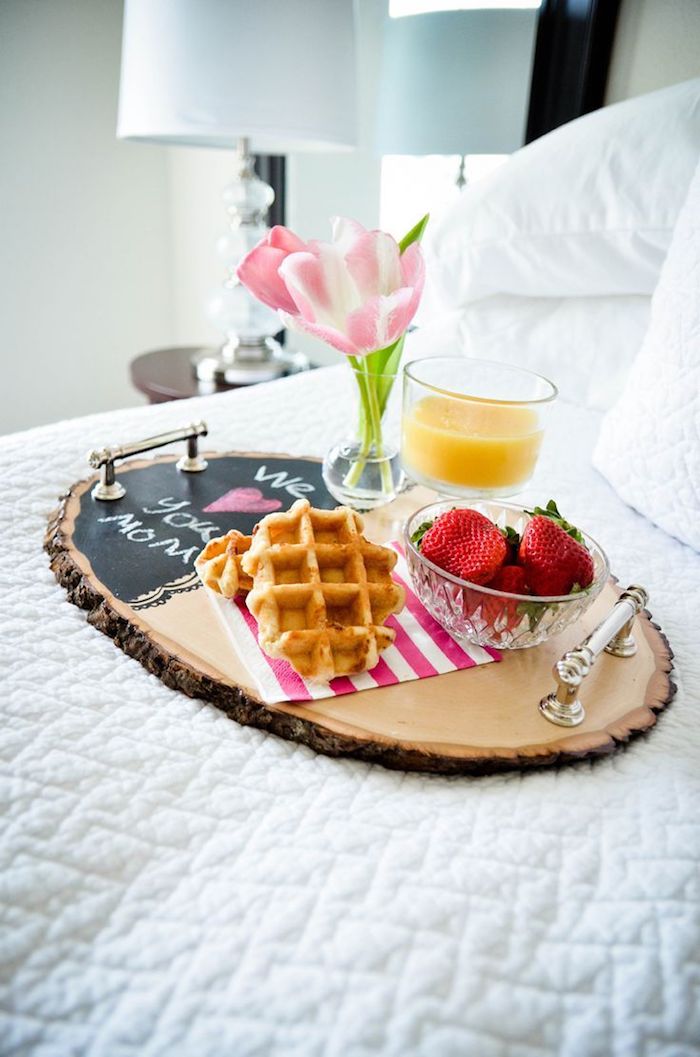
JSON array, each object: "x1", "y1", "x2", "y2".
[
  {"x1": 241, "y1": 499, "x2": 405, "y2": 682},
  {"x1": 195, "y1": 530, "x2": 253, "y2": 598}
]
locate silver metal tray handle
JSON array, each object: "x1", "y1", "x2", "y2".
[
  {"x1": 87, "y1": 421, "x2": 208, "y2": 501},
  {"x1": 539, "y1": 585, "x2": 649, "y2": 727}
]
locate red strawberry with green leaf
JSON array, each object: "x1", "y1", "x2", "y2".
[
  {"x1": 419, "y1": 508, "x2": 507, "y2": 586},
  {"x1": 518, "y1": 513, "x2": 594, "y2": 597},
  {"x1": 502, "y1": 525, "x2": 521, "y2": 564},
  {"x1": 525, "y1": 499, "x2": 585, "y2": 543},
  {"x1": 489, "y1": 565, "x2": 530, "y2": 595},
  {"x1": 479, "y1": 564, "x2": 532, "y2": 633}
]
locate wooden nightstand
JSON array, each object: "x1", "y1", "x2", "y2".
[
  {"x1": 131, "y1": 346, "x2": 314, "y2": 404},
  {"x1": 131, "y1": 347, "x2": 244, "y2": 404}
]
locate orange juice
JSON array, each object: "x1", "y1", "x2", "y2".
[{"x1": 402, "y1": 394, "x2": 544, "y2": 491}]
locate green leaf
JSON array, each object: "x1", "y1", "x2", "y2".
[
  {"x1": 410, "y1": 519, "x2": 434, "y2": 549},
  {"x1": 398, "y1": 213, "x2": 429, "y2": 254},
  {"x1": 364, "y1": 338, "x2": 402, "y2": 378},
  {"x1": 501, "y1": 525, "x2": 521, "y2": 549},
  {"x1": 516, "y1": 599, "x2": 551, "y2": 634},
  {"x1": 525, "y1": 499, "x2": 585, "y2": 544},
  {"x1": 376, "y1": 335, "x2": 407, "y2": 416}
]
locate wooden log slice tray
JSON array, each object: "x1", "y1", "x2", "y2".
[{"x1": 45, "y1": 451, "x2": 675, "y2": 775}]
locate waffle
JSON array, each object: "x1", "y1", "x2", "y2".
[
  {"x1": 195, "y1": 530, "x2": 253, "y2": 598},
  {"x1": 242, "y1": 499, "x2": 405, "y2": 682}
]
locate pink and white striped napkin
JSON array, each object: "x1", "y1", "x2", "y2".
[{"x1": 203, "y1": 542, "x2": 500, "y2": 704}]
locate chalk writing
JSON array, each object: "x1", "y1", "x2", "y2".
[
  {"x1": 97, "y1": 500, "x2": 219, "y2": 565},
  {"x1": 148, "y1": 538, "x2": 199, "y2": 562},
  {"x1": 254, "y1": 464, "x2": 315, "y2": 499},
  {"x1": 141, "y1": 497, "x2": 222, "y2": 542}
]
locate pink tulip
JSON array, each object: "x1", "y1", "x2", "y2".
[{"x1": 236, "y1": 217, "x2": 425, "y2": 356}]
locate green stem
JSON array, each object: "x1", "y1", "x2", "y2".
[
  {"x1": 342, "y1": 358, "x2": 394, "y2": 495},
  {"x1": 343, "y1": 359, "x2": 373, "y2": 489},
  {"x1": 376, "y1": 334, "x2": 405, "y2": 418},
  {"x1": 363, "y1": 360, "x2": 393, "y2": 494}
]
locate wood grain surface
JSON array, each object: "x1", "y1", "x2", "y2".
[{"x1": 45, "y1": 452, "x2": 675, "y2": 775}]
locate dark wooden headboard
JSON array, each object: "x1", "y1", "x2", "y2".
[{"x1": 526, "y1": 0, "x2": 622, "y2": 143}]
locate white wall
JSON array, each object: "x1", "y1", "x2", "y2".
[
  {"x1": 606, "y1": 0, "x2": 700, "y2": 104},
  {"x1": 0, "y1": 0, "x2": 174, "y2": 435},
  {"x1": 5, "y1": 0, "x2": 699, "y2": 437},
  {"x1": 0, "y1": 0, "x2": 383, "y2": 437}
]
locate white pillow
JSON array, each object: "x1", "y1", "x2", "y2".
[
  {"x1": 408, "y1": 295, "x2": 649, "y2": 411},
  {"x1": 423, "y1": 79, "x2": 700, "y2": 309},
  {"x1": 593, "y1": 156, "x2": 700, "y2": 552}
]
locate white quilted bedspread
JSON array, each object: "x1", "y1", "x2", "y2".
[
  {"x1": 1, "y1": 367, "x2": 699, "y2": 1057},
  {"x1": 594, "y1": 158, "x2": 700, "y2": 552}
]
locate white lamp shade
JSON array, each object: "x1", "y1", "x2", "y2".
[
  {"x1": 118, "y1": 0, "x2": 357, "y2": 153},
  {"x1": 377, "y1": 9, "x2": 537, "y2": 156}
]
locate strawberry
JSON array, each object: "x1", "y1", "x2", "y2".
[
  {"x1": 488, "y1": 565, "x2": 530, "y2": 595},
  {"x1": 420, "y1": 508, "x2": 507, "y2": 585},
  {"x1": 481, "y1": 564, "x2": 532, "y2": 634},
  {"x1": 518, "y1": 515, "x2": 594, "y2": 597},
  {"x1": 525, "y1": 499, "x2": 585, "y2": 543},
  {"x1": 502, "y1": 525, "x2": 521, "y2": 564},
  {"x1": 479, "y1": 564, "x2": 532, "y2": 633}
]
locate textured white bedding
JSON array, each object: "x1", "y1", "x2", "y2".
[
  {"x1": 595, "y1": 158, "x2": 700, "y2": 553},
  {"x1": 1, "y1": 365, "x2": 699, "y2": 1057}
]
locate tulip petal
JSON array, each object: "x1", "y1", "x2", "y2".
[
  {"x1": 237, "y1": 244, "x2": 299, "y2": 314},
  {"x1": 280, "y1": 310, "x2": 359, "y2": 356},
  {"x1": 277, "y1": 251, "x2": 329, "y2": 323},
  {"x1": 331, "y1": 216, "x2": 367, "y2": 254},
  {"x1": 268, "y1": 226, "x2": 308, "y2": 254},
  {"x1": 280, "y1": 244, "x2": 358, "y2": 328},
  {"x1": 239, "y1": 218, "x2": 425, "y2": 358},
  {"x1": 399, "y1": 241, "x2": 425, "y2": 289},
  {"x1": 345, "y1": 287, "x2": 419, "y2": 353},
  {"x1": 344, "y1": 230, "x2": 403, "y2": 301}
]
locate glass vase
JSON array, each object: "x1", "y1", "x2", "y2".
[{"x1": 322, "y1": 366, "x2": 404, "y2": 511}]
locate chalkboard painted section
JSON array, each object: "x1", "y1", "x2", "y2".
[{"x1": 72, "y1": 454, "x2": 334, "y2": 606}]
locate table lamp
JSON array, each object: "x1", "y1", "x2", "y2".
[
  {"x1": 117, "y1": 0, "x2": 356, "y2": 385},
  {"x1": 376, "y1": 8, "x2": 537, "y2": 186}
]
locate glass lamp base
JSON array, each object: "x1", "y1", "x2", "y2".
[{"x1": 192, "y1": 339, "x2": 310, "y2": 386}]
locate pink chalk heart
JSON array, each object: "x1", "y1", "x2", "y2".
[{"x1": 203, "y1": 487, "x2": 283, "y2": 514}]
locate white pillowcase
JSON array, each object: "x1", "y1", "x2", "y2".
[
  {"x1": 423, "y1": 79, "x2": 700, "y2": 309},
  {"x1": 408, "y1": 295, "x2": 649, "y2": 411},
  {"x1": 593, "y1": 157, "x2": 700, "y2": 552}
]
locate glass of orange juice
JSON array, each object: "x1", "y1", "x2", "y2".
[{"x1": 401, "y1": 357, "x2": 557, "y2": 497}]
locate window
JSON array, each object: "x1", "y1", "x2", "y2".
[{"x1": 380, "y1": 153, "x2": 507, "y2": 236}]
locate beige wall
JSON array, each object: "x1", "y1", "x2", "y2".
[
  {"x1": 0, "y1": 0, "x2": 175, "y2": 435},
  {"x1": 606, "y1": 0, "x2": 700, "y2": 104}
]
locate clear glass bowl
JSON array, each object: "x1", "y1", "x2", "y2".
[{"x1": 403, "y1": 499, "x2": 610, "y2": 650}]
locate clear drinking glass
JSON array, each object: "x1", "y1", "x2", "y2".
[{"x1": 401, "y1": 357, "x2": 557, "y2": 498}]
